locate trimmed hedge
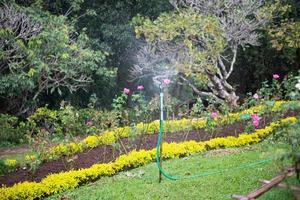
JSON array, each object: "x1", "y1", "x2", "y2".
[{"x1": 0, "y1": 116, "x2": 297, "y2": 200}]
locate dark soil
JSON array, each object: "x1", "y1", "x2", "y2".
[{"x1": 0, "y1": 110, "x2": 298, "y2": 187}]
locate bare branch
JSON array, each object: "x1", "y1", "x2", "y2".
[
  {"x1": 225, "y1": 45, "x2": 237, "y2": 79},
  {"x1": 0, "y1": 4, "x2": 42, "y2": 72},
  {"x1": 179, "y1": 74, "x2": 224, "y2": 104}
]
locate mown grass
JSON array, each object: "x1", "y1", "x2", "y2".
[{"x1": 46, "y1": 142, "x2": 298, "y2": 200}]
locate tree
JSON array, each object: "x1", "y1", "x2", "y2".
[
  {"x1": 132, "y1": 0, "x2": 273, "y2": 107},
  {"x1": 0, "y1": 4, "x2": 106, "y2": 114},
  {"x1": 268, "y1": 0, "x2": 300, "y2": 51},
  {"x1": 74, "y1": 0, "x2": 172, "y2": 90}
]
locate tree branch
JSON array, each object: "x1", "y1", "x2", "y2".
[
  {"x1": 179, "y1": 74, "x2": 224, "y2": 104},
  {"x1": 225, "y1": 45, "x2": 237, "y2": 80}
]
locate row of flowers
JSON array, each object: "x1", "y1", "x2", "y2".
[
  {"x1": 0, "y1": 116, "x2": 297, "y2": 200},
  {"x1": 44, "y1": 100, "x2": 297, "y2": 159},
  {"x1": 1, "y1": 100, "x2": 296, "y2": 171}
]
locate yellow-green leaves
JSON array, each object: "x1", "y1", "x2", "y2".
[
  {"x1": 27, "y1": 68, "x2": 36, "y2": 77},
  {"x1": 135, "y1": 9, "x2": 225, "y2": 79},
  {"x1": 269, "y1": 21, "x2": 300, "y2": 50}
]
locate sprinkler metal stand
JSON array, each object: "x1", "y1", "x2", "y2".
[{"x1": 159, "y1": 84, "x2": 164, "y2": 183}]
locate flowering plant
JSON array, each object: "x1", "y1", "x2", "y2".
[
  {"x1": 251, "y1": 113, "x2": 260, "y2": 128},
  {"x1": 163, "y1": 79, "x2": 171, "y2": 85},
  {"x1": 273, "y1": 74, "x2": 280, "y2": 79},
  {"x1": 123, "y1": 88, "x2": 130, "y2": 94},
  {"x1": 253, "y1": 93, "x2": 259, "y2": 100},
  {"x1": 137, "y1": 85, "x2": 144, "y2": 90},
  {"x1": 211, "y1": 112, "x2": 218, "y2": 120},
  {"x1": 112, "y1": 92, "x2": 129, "y2": 125}
]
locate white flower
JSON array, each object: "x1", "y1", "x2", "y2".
[
  {"x1": 253, "y1": 93, "x2": 259, "y2": 100},
  {"x1": 296, "y1": 82, "x2": 300, "y2": 91}
]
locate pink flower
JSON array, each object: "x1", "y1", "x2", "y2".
[
  {"x1": 137, "y1": 85, "x2": 144, "y2": 90},
  {"x1": 253, "y1": 93, "x2": 259, "y2": 100},
  {"x1": 86, "y1": 120, "x2": 93, "y2": 126},
  {"x1": 251, "y1": 113, "x2": 260, "y2": 121},
  {"x1": 163, "y1": 79, "x2": 171, "y2": 85},
  {"x1": 123, "y1": 88, "x2": 130, "y2": 94},
  {"x1": 252, "y1": 120, "x2": 259, "y2": 128},
  {"x1": 211, "y1": 112, "x2": 218, "y2": 119},
  {"x1": 273, "y1": 74, "x2": 280, "y2": 79},
  {"x1": 251, "y1": 114, "x2": 260, "y2": 128}
]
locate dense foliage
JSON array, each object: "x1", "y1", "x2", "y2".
[
  {"x1": 0, "y1": 0, "x2": 299, "y2": 113},
  {"x1": 0, "y1": 0, "x2": 299, "y2": 150},
  {"x1": 0, "y1": 3, "x2": 111, "y2": 114}
]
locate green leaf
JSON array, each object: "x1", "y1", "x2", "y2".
[{"x1": 57, "y1": 87, "x2": 62, "y2": 96}]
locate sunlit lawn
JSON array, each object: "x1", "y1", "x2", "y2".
[{"x1": 47, "y1": 142, "x2": 297, "y2": 200}]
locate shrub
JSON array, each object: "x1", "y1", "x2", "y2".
[
  {"x1": 24, "y1": 105, "x2": 119, "y2": 138},
  {"x1": 0, "y1": 114, "x2": 25, "y2": 146}
]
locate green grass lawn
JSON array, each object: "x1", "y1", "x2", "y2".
[{"x1": 46, "y1": 142, "x2": 298, "y2": 200}]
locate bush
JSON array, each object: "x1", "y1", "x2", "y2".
[
  {"x1": 257, "y1": 71, "x2": 300, "y2": 101},
  {"x1": 0, "y1": 114, "x2": 25, "y2": 146},
  {"x1": 24, "y1": 105, "x2": 119, "y2": 138}
]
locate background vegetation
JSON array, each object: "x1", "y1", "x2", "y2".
[{"x1": 0, "y1": 0, "x2": 300, "y2": 145}]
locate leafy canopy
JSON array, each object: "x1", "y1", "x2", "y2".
[
  {"x1": 135, "y1": 9, "x2": 225, "y2": 81},
  {"x1": 0, "y1": 4, "x2": 106, "y2": 112}
]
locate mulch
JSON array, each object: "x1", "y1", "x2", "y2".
[{"x1": 0, "y1": 110, "x2": 298, "y2": 187}]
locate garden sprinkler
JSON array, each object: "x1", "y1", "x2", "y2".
[
  {"x1": 154, "y1": 77, "x2": 178, "y2": 182},
  {"x1": 155, "y1": 78, "x2": 172, "y2": 182},
  {"x1": 158, "y1": 82, "x2": 164, "y2": 182}
]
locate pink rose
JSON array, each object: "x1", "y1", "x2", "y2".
[
  {"x1": 253, "y1": 93, "x2": 259, "y2": 100},
  {"x1": 273, "y1": 74, "x2": 280, "y2": 79},
  {"x1": 251, "y1": 114, "x2": 260, "y2": 128},
  {"x1": 163, "y1": 79, "x2": 171, "y2": 85},
  {"x1": 137, "y1": 85, "x2": 144, "y2": 90},
  {"x1": 211, "y1": 112, "x2": 218, "y2": 119},
  {"x1": 251, "y1": 113, "x2": 260, "y2": 121},
  {"x1": 252, "y1": 120, "x2": 259, "y2": 128},
  {"x1": 123, "y1": 88, "x2": 130, "y2": 94}
]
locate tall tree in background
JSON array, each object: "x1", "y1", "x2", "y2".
[
  {"x1": 75, "y1": 0, "x2": 172, "y2": 91},
  {"x1": 0, "y1": 3, "x2": 106, "y2": 114},
  {"x1": 132, "y1": 0, "x2": 276, "y2": 107},
  {"x1": 233, "y1": 0, "x2": 300, "y2": 94}
]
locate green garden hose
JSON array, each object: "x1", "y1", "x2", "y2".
[{"x1": 155, "y1": 89, "x2": 273, "y2": 181}]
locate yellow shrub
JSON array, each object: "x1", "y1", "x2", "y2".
[
  {"x1": 4, "y1": 159, "x2": 17, "y2": 167},
  {"x1": 25, "y1": 155, "x2": 36, "y2": 161},
  {"x1": 82, "y1": 135, "x2": 99, "y2": 148},
  {"x1": 98, "y1": 131, "x2": 116, "y2": 145},
  {"x1": 67, "y1": 143, "x2": 83, "y2": 155},
  {"x1": 191, "y1": 118, "x2": 207, "y2": 130}
]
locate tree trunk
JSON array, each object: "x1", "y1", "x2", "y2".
[
  {"x1": 224, "y1": 91, "x2": 239, "y2": 108},
  {"x1": 179, "y1": 74, "x2": 239, "y2": 107},
  {"x1": 207, "y1": 72, "x2": 239, "y2": 107}
]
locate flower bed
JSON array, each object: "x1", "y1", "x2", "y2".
[
  {"x1": 0, "y1": 116, "x2": 297, "y2": 200},
  {"x1": 46, "y1": 101, "x2": 296, "y2": 160},
  {"x1": 2, "y1": 100, "x2": 297, "y2": 174}
]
